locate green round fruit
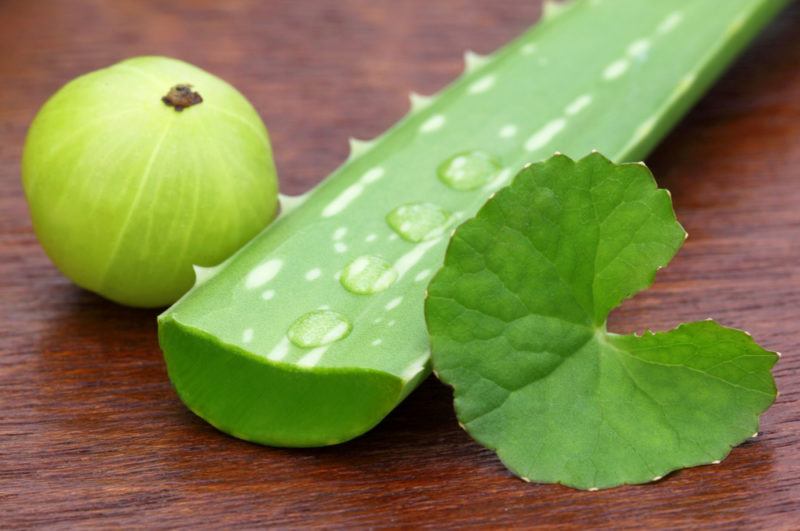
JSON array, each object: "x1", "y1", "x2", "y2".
[{"x1": 22, "y1": 56, "x2": 278, "y2": 308}]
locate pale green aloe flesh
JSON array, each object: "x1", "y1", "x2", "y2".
[{"x1": 159, "y1": 0, "x2": 787, "y2": 447}]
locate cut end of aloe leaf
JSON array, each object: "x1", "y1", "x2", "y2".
[{"x1": 159, "y1": 315, "x2": 409, "y2": 447}]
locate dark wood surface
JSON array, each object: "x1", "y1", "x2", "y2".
[{"x1": 1, "y1": 1, "x2": 799, "y2": 528}]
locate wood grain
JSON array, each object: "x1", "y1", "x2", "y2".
[{"x1": 1, "y1": 1, "x2": 799, "y2": 528}]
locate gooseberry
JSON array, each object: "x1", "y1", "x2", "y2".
[{"x1": 22, "y1": 56, "x2": 279, "y2": 307}]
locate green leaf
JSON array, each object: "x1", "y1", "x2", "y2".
[{"x1": 425, "y1": 153, "x2": 778, "y2": 490}]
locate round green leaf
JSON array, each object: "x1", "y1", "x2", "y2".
[{"x1": 425, "y1": 153, "x2": 778, "y2": 490}]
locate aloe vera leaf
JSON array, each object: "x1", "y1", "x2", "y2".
[{"x1": 158, "y1": 0, "x2": 787, "y2": 447}]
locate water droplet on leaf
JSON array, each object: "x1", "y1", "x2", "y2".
[
  {"x1": 386, "y1": 203, "x2": 451, "y2": 242},
  {"x1": 340, "y1": 255, "x2": 398, "y2": 294},
  {"x1": 287, "y1": 310, "x2": 351, "y2": 348},
  {"x1": 437, "y1": 150, "x2": 501, "y2": 191}
]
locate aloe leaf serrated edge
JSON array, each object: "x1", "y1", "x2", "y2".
[{"x1": 159, "y1": 0, "x2": 788, "y2": 447}]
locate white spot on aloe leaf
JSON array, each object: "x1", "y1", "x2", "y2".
[
  {"x1": 385, "y1": 296, "x2": 403, "y2": 311},
  {"x1": 360, "y1": 167, "x2": 385, "y2": 184},
  {"x1": 486, "y1": 168, "x2": 515, "y2": 191},
  {"x1": 365, "y1": 233, "x2": 377, "y2": 243},
  {"x1": 387, "y1": 319, "x2": 396, "y2": 327},
  {"x1": 499, "y1": 124, "x2": 518, "y2": 138},
  {"x1": 297, "y1": 347, "x2": 327, "y2": 367},
  {"x1": 420, "y1": 114, "x2": 445, "y2": 133},
  {"x1": 565, "y1": 94, "x2": 592, "y2": 116},
  {"x1": 414, "y1": 269, "x2": 432, "y2": 282},
  {"x1": 658, "y1": 12, "x2": 683, "y2": 35},
  {"x1": 627, "y1": 39, "x2": 651, "y2": 59},
  {"x1": 333, "y1": 227, "x2": 348, "y2": 240},
  {"x1": 525, "y1": 118, "x2": 566, "y2": 152},
  {"x1": 603, "y1": 59, "x2": 629, "y2": 80},
  {"x1": 321, "y1": 167, "x2": 382, "y2": 220},
  {"x1": 395, "y1": 237, "x2": 443, "y2": 279},
  {"x1": 305, "y1": 268, "x2": 322, "y2": 281},
  {"x1": 261, "y1": 289, "x2": 275, "y2": 301},
  {"x1": 245, "y1": 259, "x2": 283, "y2": 289},
  {"x1": 371, "y1": 338, "x2": 382, "y2": 347},
  {"x1": 242, "y1": 328, "x2": 254, "y2": 343},
  {"x1": 468, "y1": 75, "x2": 496, "y2": 94},
  {"x1": 267, "y1": 337, "x2": 290, "y2": 361},
  {"x1": 334, "y1": 242, "x2": 348, "y2": 254},
  {"x1": 520, "y1": 43, "x2": 537, "y2": 55},
  {"x1": 322, "y1": 183, "x2": 364, "y2": 217},
  {"x1": 401, "y1": 353, "x2": 429, "y2": 381}
]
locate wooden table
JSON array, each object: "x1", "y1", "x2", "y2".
[{"x1": 2, "y1": 1, "x2": 799, "y2": 527}]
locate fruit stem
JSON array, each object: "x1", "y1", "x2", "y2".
[{"x1": 162, "y1": 84, "x2": 203, "y2": 111}]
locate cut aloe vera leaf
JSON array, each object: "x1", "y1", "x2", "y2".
[{"x1": 159, "y1": 0, "x2": 787, "y2": 447}]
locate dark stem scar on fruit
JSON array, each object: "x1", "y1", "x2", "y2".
[{"x1": 162, "y1": 84, "x2": 203, "y2": 111}]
